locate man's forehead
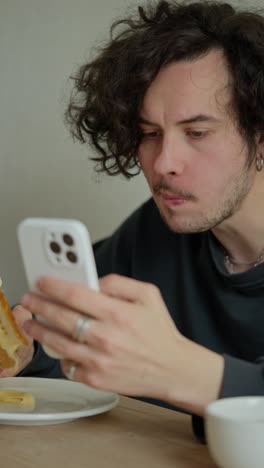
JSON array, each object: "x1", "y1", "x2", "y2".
[
  {"x1": 141, "y1": 50, "x2": 230, "y2": 121},
  {"x1": 160, "y1": 49, "x2": 229, "y2": 85}
]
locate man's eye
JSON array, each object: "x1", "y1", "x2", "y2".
[
  {"x1": 141, "y1": 131, "x2": 161, "y2": 140},
  {"x1": 187, "y1": 130, "x2": 208, "y2": 139}
]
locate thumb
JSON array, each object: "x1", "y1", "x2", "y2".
[{"x1": 12, "y1": 305, "x2": 33, "y2": 343}]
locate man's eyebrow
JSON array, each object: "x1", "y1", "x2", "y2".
[
  {"x1": 138, "y1": 114, "x2": 220, "y2": 126},
  {"x1": 138, "y1": 117, "x2": 158, "y2": 126},
  {"x1": 177, "y1": 114, "x2": 220, "y2": 125}
]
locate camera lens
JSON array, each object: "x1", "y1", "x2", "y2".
[
  {"x1": 66, "y1": 251, "x2": 78, "y2": 264},
  {"x1": 50, "y1": 241, "x2": 61, "y2": 254},
  {"x1": 63, "y1": 234, "x2": 74, "y2": 246}
]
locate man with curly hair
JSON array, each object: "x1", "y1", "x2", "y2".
[{"x1": 19, "y1": 1, "x2": 264, "y2": 441}]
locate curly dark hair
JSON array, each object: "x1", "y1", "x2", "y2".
[{"x1": 65, "y1": 0, "x2": 264, "y2": 178}]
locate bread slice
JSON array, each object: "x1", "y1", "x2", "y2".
[
  {"x1": 0, "y1": 390, "x2": 35, "y2": 410},
  {"x1": 0, "y1": 281, "x2": 28, "y2": 369}
]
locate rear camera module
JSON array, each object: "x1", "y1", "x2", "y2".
[
  {"x1": 66, "y1": 251, "x2": 78, "y2": 264},
  {"x1": 63, "y1": 234, "x2": 74, "y2": 246},
  {"x1": 50, "y1": 241, "x2": 61, "y2": 254}
]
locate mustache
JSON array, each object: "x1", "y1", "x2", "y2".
[{"x1": 153, "y1": 180, "x2": 196, "y2": 201}]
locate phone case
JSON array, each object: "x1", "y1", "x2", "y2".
[
  {"x1": 17, "y1": 217, "x2": 99, "y2": 359},
  {"x1": 17, "y1": 218, "x2": 99, "y2": 292}
]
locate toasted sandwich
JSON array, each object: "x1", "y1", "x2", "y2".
[{"x1": 0, "y1": 279, "x2": 28, "y2": 369}]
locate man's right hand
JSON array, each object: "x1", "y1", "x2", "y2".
[{"x1": 0, "y1": 306, "x2": 34, "y2": 377}]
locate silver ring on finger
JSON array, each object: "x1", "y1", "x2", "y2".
[
  {"x1": 73, "y1": 316, "x2": 91, "y2": 342},
  {"x1": 66, "y1": 363, "x2": 76, "y2": 380}
]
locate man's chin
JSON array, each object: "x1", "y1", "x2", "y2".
[
  {"x1": 159, "y1": 211, "x2": 191, "y2": 233},
  {"x1": 158, "y1": 208, "x2": 208, "y2": 234}
]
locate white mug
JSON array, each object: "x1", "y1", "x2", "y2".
[{"x1": 205, "y1": 396, "x2": 264, "y2": 468}]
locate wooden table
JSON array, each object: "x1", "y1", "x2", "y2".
[{"x1": 1, "y1": 396, "x2": 217, "y2": 468}]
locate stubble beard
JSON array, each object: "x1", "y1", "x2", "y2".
[{"x1": 154, "y1": 162, "x2": 254, "y2": 234}]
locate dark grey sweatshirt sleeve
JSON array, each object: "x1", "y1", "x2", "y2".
[
  {"x1": 192, "y1": 354, "x2": 264, "y2": 444},
  {"x1": 17, "y1": 342, "x2": 64, "y2": 379},
  {"x1": 220, "y1": 354, "x2": 264, "y2": 397}
]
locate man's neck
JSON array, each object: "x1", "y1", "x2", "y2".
[{"x1": 212, "y1": 181, "x2": 264, "y2": 273}]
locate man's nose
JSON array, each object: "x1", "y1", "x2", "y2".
[{"x1": 153, "y1": 135, "x2": 188, "y2": 176}]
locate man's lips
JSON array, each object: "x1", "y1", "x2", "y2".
[{"x1": 158, "y1": 191, "x2": 189, "y2": 206}]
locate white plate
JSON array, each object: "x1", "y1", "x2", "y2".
[{"x1": 0, "y1": 377, "x2": 119, "y2": 426}]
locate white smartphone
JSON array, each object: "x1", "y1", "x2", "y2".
[{"x1": 17, "y1": 217, "x2": 99, "y2": 359}]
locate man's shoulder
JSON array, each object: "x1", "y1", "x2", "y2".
[
  {"x1": 94, "y1": 198, "x2": 161, "y2": 275},
  {"x1": 114, "y1": 197, "x2": 176, "y2": 245},
  {"x1": 121, "y1": 197, "x2": 161, "y2": 230}
]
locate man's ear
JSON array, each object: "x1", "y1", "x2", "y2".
[
  {"x1": 259, "y1": 132, "x2": 264, "y2": 142},
  {"x1": 256, "y1": 132, "x2": 264, "y2": 153}
]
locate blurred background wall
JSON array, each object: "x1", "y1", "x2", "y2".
[{"x1": 0, "y1": 0, "x2": 263, "y2": 303}]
